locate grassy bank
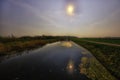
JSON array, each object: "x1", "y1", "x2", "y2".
[
  {"x1": 0, "y1": 36, "x2": 58, "y2": 55},
  {"x1": 72, "y1": 38, "x2": 120, "y2": 79}
]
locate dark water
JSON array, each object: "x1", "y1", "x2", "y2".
[{"x1": 0, "y1": 41, "x2": 116, "y2": 80}]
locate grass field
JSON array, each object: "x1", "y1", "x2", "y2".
[{"x1": 72, "y1": 38, "x2": 120, "y2": 79}]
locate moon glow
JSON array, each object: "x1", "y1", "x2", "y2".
[{"x1": 66, "y1": 4, "x2": 74, "y2": 16}]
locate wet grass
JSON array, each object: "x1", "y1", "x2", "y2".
[
  {"x1": 72, "y1": 38, "x2": 120, "y2": 79},
  {"x1": 79, "y1": 56, "x2": 116, "y2": 80},
  {"x1": 87, "y1": 58, "x2": 117, "y2": 80}
]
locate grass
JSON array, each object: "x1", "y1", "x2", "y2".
[
  {"x1": 72, "y1": 38, "x2": 120, "y2": 79},
  {"x1": 85, "y1": 58, "x2": 116, "y2": 80},
  {"x1": 0, "y1": 36, "x2": 58, "y2": 55}
]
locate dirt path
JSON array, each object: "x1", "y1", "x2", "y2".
[{"x1": 84, "y1": 40, "x2": 120, "y2": 47}]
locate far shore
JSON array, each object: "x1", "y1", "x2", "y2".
[{"x1": 0, "y1": 36, "x2": 60, "y2": 56}]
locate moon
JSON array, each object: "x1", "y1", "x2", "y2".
[{"x1": 66, "y1": 4, "x2": 74, "y2": 16}]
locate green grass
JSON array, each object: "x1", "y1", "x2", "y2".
[{"x1": 72, "y1": 38, "x2": 120, "y2": 79}]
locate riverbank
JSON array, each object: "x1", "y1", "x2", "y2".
[
  {"x1": 72, "y1": 38, "x2": 120, "y2": 79},
  {"x1": 0, "y1": 37, "x2": 57, "y2": 56}
]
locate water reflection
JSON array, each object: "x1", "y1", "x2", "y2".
[
  {"x1": 0, "y1": 50, "x2": 31, "y2": 63},
  {"x1": 67, "y1": 60, "x2": 74, "y2": 73},
  {"x1": 61, "y1": 41, "x2": 72, "y2": 48}
]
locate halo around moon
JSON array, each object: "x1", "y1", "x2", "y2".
[{"x1": 66, "y1": 4, "x2": 74, "y2": 16}]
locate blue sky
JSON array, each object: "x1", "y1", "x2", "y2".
[{"x1": 0, "y1": 0, "x2": 120, "y2": 37}]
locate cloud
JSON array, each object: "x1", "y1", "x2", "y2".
[{"x1": 8, "y1": 0, "x2": 64, "y2": 28}]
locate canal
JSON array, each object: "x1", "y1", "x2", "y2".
[{"x1": 0, "y1": 41, "x2": 116, "y2": 80}]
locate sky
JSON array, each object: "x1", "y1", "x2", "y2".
[{"x1": 0, "y1": 0, "x2": 120, "y2": 37}]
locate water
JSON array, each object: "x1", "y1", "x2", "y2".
[{"x1": 0, "y1": 41, "x2": 116, "y2": 80}]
